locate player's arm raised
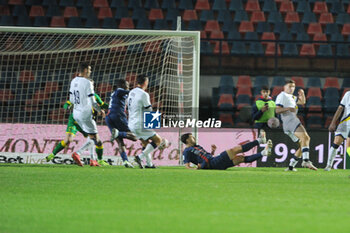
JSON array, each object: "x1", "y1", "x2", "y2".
[{"x1": 296, "y1": 89, "x2": 306, "y2": 105}]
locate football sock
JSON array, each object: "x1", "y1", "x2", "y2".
[
  {"x1": 96, "y1": 144, "x2": 104, "y2": 160},
  {"x1": 89, "y1": 142, "x2": 96, "y2": 160},
  {"x1": 140, "y1": 143, "x2": 157, "y2": 166},
  {"x1": 244, "y1": 153, "x2": 262, "y2": 163},
  {"x1": 327, "y1": 143, "x2": 339, "y2": 167},
  {"x1": 52, "y1": 140, "x2": 66, "y2": 155},
  {"x1": 138, "y1": 147, "x2": 146, "y2": 161},
  {"x1": 302, "y1": 147, "x2": 309, "y2": 162},
  {"x1": 77, "y1": 138, "x2": 93, "y2": 156},
  {"x1": 241, "y1": 140, "x2": 259, "y2": 152},
  {"x1": 120, "y1": 151, "x2": 128, "y2": 162},
  {"x1": 289, "y1": 155, "x2": 300, "y2": 169}
]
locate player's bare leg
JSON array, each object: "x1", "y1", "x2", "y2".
[
  {"x1": 325, "y1": 135, "x2": 344, "y2": 171},
  {"x1": 294, "y1": 125, "x2": 317, "y2": 170},
  {"x1": 46, "y1": 133, "x2": 75, "y2": 162}
]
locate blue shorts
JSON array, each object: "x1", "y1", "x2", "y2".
[
  {"x1": 105, "y1": 114, "x2": 130, "y2": 133},
  {"x1": 209, "y1": 151, "x2": 234, "y2": 170}
]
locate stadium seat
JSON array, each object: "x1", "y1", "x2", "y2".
[
  {"x1": 33, "y1": 16, "x2": 49, "y2": 27},
  {"x1": 313, "y1": 2, "x2": 328, "y2": 14},
  {"x1": 200, "y1": 10, "x2": 215, "y2": 22},
  {"x1": 148, "y1": 8, "x2": 164, "y2": 21},
  {"x1": 102, "y1": 17, "x2": 117, "y2": 28},
  {"x1": 219, "y1": 85, "x2": 234, "y2": 95},
  {"x1": 271, "y1": 86, "x2": 283, "y2": 97},
  {"x1": 179, "y1": 0, "x2": 193, "y2": 10},
  {"x1": 204, "y1": 20, "x2": 220, "y2": 33},
  {"x1": 67, "y1": 17, "x2": 83, "y2": 28},
  {"x1": 46, "y1": 5, "x2": 60, "y2": 17},
  {"x1": 144, "y1": 0, "x2": 159, "y2": 9},
  {"x1": 110, "y1": 0, "x2": 124, "y2": 8},
  {"x1": 342, "y1": 24, "x2": 350, "y2": 36},
  {"x1": 271, "y1": 76, "x2": 285, "y2": 87},
  {"x1": 85, "y1": 15, "x2": 99, "y2": 28},
  {"x1": 261, "y1": 32, "x2": 275, "y2": 44},
  {"x1": 25, "y1": 0, "x2": 41, "y2": 5},
  {"x1": 0, "y1": 5, "x2": 10, "y2": 16},
  {"x1": 290, "y1": 76, "x2": 304, "y2": 88},
  {"x1": 306, "y1": 87, "x2": 322, "y2": 100},
  {"x1": 336, "y1": 44, "x2": 350, "y2": 57},
  {"x1": 306, "y1": 96, "x2": 323, "y2": 112},
  {"x1": 265, "y1": 43, "x2": 281, "y2": 56},
  {"x1": 290, "y1": 23, "x2": 305, "y2": 35},
  {"x1": 239, "y1": 21, "x2": 254, "y2": 33},
  {"x1": 19, "y1": 70, "x2": 35, "y2": 83},
  {"x1": 317, "y1": 44, "x2": 333, "y2": 57},
  {"x1": 248, "y1": 42, "x2": 264, "y2": 55},
  {"x1": 187, "y1": 20, "x2": 202, "y2": 30},
  {"x1": 93, "y1": 0, "x2": 109, "y2": 8},
  {"x1": 227, "y1": 30, "x2": 241, "y2": 41},
  {"x1": 267, "y1": 11, "x2": 283, "y2": 23},
  {"x1": 29, "y1": 5, "x2": 45, "y2": 17},
  {"x1": 195, "y1": 0, "x2": 210, "y2": 11},
  {"x1": 253, "y1": 76, "x2": 269, "y2": 89},
  {"x1": 0, "y1": 16, "x2": 14, "y2": 26},
  {"x1": 183, "y1": 10, "x2": 198, "y2": 21},
  {"x1": 50, "y1": 16, "x2": 65, "y2": 27},
  {"x1": 132, "y1": 8, "x2": 147, "y2": 21},
  {"x1": 324, "y1": 87, "x2": 340, "y2": 100},
  {"x1": 219, "y1": 75, "x2": 233, "y2": 88},
  {"x1": 42, "y1": 0, "x2": 57, "y2": 6},
  {"x1": 330, "y1": 2, "x2": 345, "y2": 14},
  {"x1": 296, "y1": 33, "x2": 310, "y2": 42},
  {"x1": 234, "y1": 10, "x2": 249, "y2": 23},
  {"x1": 325, "y1": 23, "x2": 340, "y2": 35},
  {"x1": 213, "y1": 41, "x2": 230, "y2": 55},
  {"x1": 166, "y1": 8, "x2": 180, "y2": 22},
  {"x1": 245, "y1": 0, "x2": 260, "y2": 12},
  {"x1": 342, "y1": 79, "x2": 350, "y2": 89},
  {"x1": 229, "y1": 0, "x2": 244, "y2": 12},
  {"x1": 80, "y1": 6, "x2": 96, "y2": 19},
  {"x1": 219, "y1": 113, "x2": 234, "y2": 127},
  {"x1": 230, "y1": 41, "x2": 246, "y2": 55},
  {"x1": 262, "y1": 0, "x2": 277, "y2": 12},
  {"x1": 217, "y1": 10, "x2": 231, "y2": 23},
  {"x1": 63, "y1": 7, "x2": 79, "y2": 19},
  {"x1": 313, "y1": 33, "x2": 327, "y2": 45},
  {"x1": 235, "y1": 95, "x2": 251, "y2": 110},
  {"x1": 336, "y1": 13, "x2": 350, "y2": 25},
  {"x1": 301, "y1": 11, "x2": 317, "y2": 24},
  {"x1": 330, "y1": 33, "x2": 344, "y2": 42},
  {"x1": 213, "y1": 0, "x2": 227, "y2": 11},
  {"x1": 250, "y1": 11, "x2": 266, "y2": 24},
  {"x1": 153, "y1": 19, "x2": 168, "y2": 30},
  {"x1": 307, "y1": 23, "x2": 322, "y2": 36},
  {"x1": 307, "y1": 115, "x2": 323, "y2": 128},
  {"x1": 210, "y1": 31, "x2": 224, "y2": 40},
  {"x1": 296, "y1": 1, "x2": 311, "y2": 13},
  {"x1": 8, "y1": 0, "x2": 23, "y2": 4},
  {"x1": 279, "y1": 1, "x2": 294, "y2": 13},
  {"x1": 161, "y1": 0, "x2": 175, "y2": 9},
  {"x1": 115, "y1": 7, "x2": 128, "y2": 20},
  {"x1": 319, "y1": 13, "x2": 334, "y2": 25},
  {"x1": 16, "y1": 14, "x2": 32, "y2": 26},
  {"x1": 127, "y1": 0, "x2": 142, "y2": 9},
  {"x1": 324, "y1": 77, "x2": 340, "y2": 90},
  {"x1": 307, "y1": 77, "x2": 322, "y2": 88},
  {"x1": 256, "y1": 22, "x2": 271, "y2": 34},
  {"x1": 119, "y1": 18, "x2": 134, "y2": 29},
  {"x1": 244, "y1": 31, "x2": 258, "y2": 40},
  {"x1": 97, "y1": 7, "x2": 112, "y2": 20},
  {"x1": 324, "y1": 98, "x2": 339, "y2": 113},
  {"x1": 273, "y1": 22, "x2": 288, "y2": 35},
  {"x1": 60, "y1": 0, "x2": 75, "y2": 7},
  {"x1": 237, "y1": 75, "x2": 252, "y2": 88},
  {"x1": 285, "y1": 12, "x2": 300, "y2": 24},
  {"x1": 217, "y1": 94, "x2": 234, "y2": 109}
]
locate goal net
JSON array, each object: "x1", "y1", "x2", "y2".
[{"x1": 0, "y1": 27, "x2": 199, "y2": 165}]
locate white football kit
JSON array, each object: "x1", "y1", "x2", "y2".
[
  {"x1": 69, "y1": 76, "x2": 98, "y2": 134},
  {"x1": 127, "y1": 87, "x2": 156, "y2": 140},
  {"x1": 335, "y1": 91, "x2": 350, "y2": 139},
  {"x1": 275, "y1": 91, "x2": 301, "y2": 142}
]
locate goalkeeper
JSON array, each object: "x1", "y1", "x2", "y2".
[{"x1": 45, "y1": 93, "x2": 109, "y2": 166}]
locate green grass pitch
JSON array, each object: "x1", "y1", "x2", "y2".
[{"x1": 1, "y1": 164, "x2": 350, "y2": 233}]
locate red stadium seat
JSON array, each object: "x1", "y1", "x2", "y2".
[
  {"x1": 97, "y1": 7, "x2": 113, "y2": 20},
  {"x1": 75, "y1": 38, "x2": 93, "y2": 49},
  {"x1": 271, "y1": 86, "x2": 283, "y2": 97},
  {"x1": 319, "y1": 13, "x2": 333, "y2": 25},
  {"x1": 200, "y1": 31, "x2": 207, "y2": 39},
  {"x1": 342, "y1": 24, "x2": 350, "y2": 36},
  {"x1": 110, "y1": 39, "x2": 127, "y2": 52},
  {"x1": 126, "y1": 73, "x2": 137, "y2": 87},
  {"x1": 219, "y1": 113, "x2": 234, "y2": 127},
  {"x1": 284, "y1": 12, "x2": 299, "y2": 24},
  {"x1": 265, "y1": 43, "x2": 281, "y2": 56},
  {"x1": 144, "y1": 41, "x2": 161, "y2": 53},
  {"x1": 217, "y1": 94, "x2": 234, "y2": 108},
  {"x1": 213, "y1": 41, "x2": 230, "y2": 55},
  {"x1": 119, "y1": 18, "x2": 134, "y2": 29},
  {"x1": 0, "y1": 89, "x2": 14, "y2": 102},
  {"x1": 29, "y1": 5, "x2": 45, "y2": 17},
  {"x1": 183, "y1": 10, "x2": 198, "y2": 21},
  {"x1": 250, "y1": 11, "x2": 265, "y2": 24},
  {"x1": 236, "y1": 86, "x2": 252, "y2": 98},
  {"x1": 49, "y1": 109, "x2": 67, "y2": 122},
  {"x1": 245, "y1": 0, "x2": 260, "y2": 12},
  {"x1": 348, "y1": 4, "x2": 350, "y2": 14},
  {"x1": 32, "y1": 90, "x2": 50, "y2": 102},
  {"x1": 209, "y1": 30, "x2": 224, "y2": 39},
  {"x1": 280, "y1": 1, "x2": 294, "y2": 13},
  {"x1": 149, "y1": 9, "x2": 164, "y2": 21},
  {"x1": 19, "y1": 70, "x2": 35, "y2": 83},
  {"x1": 50, "y1": 16, "x2": 66, "y2": 27},
  {"x1": 324, "y1": 77, "x2": 340, "y2": 90},
  {"x1": 291, "y1": 76, "x2": 305, "y2": 88},
  {"x1": 0, "y1": 6, "x2": 11, "y2": 15},
  {"x1": 8, "y1": 0, "x2": 23, "y2": 5},
  {"x1": 313, "y1": 33, "x2": 327, "y2": 45},
  {"x1": 307, "y1": 23, "x2": 322, "y2": 36},
  {"x1": 239, "y1": 21, "x2": 254, "y2": 33},
  {"x1": 261, "y1": 32, "x2": 276, "y2": 45},
  {"x1": 195, "y1": 0, "x2": 210, "y2": 11},
  {"x1": 93, "y1": 0, "x2": 109, "y2": 8},
  {"x1": 97, "y1": 82, "x2": 113, "y2": 99},
  {"x1": 204, "y1": 20, "x2": 220, "y2": 33},
  {"x1": 300, "y1": 44, "x2": 316, "y2": 57},
  {"x1": 313, "y1": 2, "x2": 328, "y2": 14},
  {"x1": 306, "y1": 87, "x2": 322, "y2": 100},
  {"x1": 237, "y1": 75, "x2": 252, "y2": 88},
  {"x1": 44, "y1": 81, "x2": 60, "y2": 94},
  {"x1": 63, "y1": 7, "x2": 79, "y2": 19}
]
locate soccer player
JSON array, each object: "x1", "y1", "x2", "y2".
[
  {"x1": 68, "y1": 62, "x2": 107, "y2": 167},
  {"x1": 106, "y1": 79, "x2": 137, "y2": 168},
  {"x1": 326, "y1": 91, "x2": 350, "y2": 171},
  {"x1": 127, "y1": 74, "x2": 168, "y2": 169},
  {"x1": 252, "y1": 85, "x2": 276, "y2": 129},
  {"x1": 45, "y1": 93, "x2": 108, "y2": 166},
  {"x1": 181, "y1": 131, "x2": 272, "y2": 170},
  {"x1": 275, "y1": 80, "x2": 317, "y2": 171}
]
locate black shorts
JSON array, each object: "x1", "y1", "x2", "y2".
[
  {"x1": 209, "y1": 151, "x2": 234, "y2": 170},
  {"x1": 105, "y1": 114, "x2": 130, "y2": 133}
]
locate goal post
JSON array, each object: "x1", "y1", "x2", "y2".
[{"x1": 0, "y1": 26, "x2": 200, "y2": 165}]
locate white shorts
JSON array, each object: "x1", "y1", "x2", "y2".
[
  {"x1": 282, "y1": 115, "x2": 301, "y2": 142},
  {"x1": 335, "y1": 121, "x2": 350, "y2": 139},
  {"x1": 73, "y1": 111, "x2": 98, "y2": 134},
  {"x1": 129, "y1": 125, "x2": 156, "y2": 141}
]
